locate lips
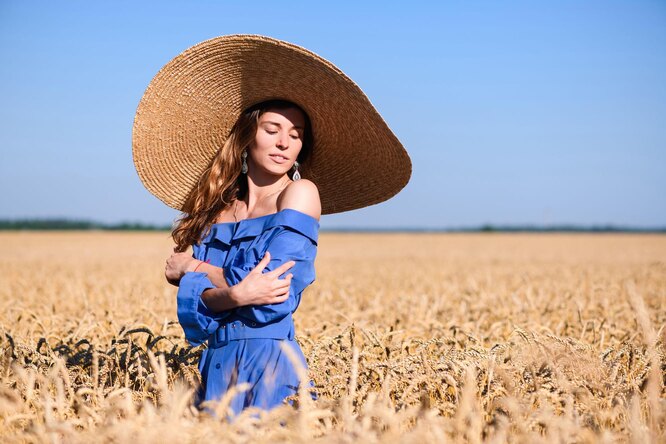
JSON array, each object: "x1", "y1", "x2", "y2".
[{"x1": 269, "y1": 153, "x2": 289, "y2": 164}]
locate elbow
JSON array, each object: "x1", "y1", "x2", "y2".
[{"x1": 165, "y1": 269, "x2": 181, "y2": 287}]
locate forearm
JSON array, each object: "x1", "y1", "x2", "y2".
[
  {"x1": 200, "y1": 286, "x2": 241, "y2": 313},
  {"x1": 192, "y1": 262, "x2": 230, "y2": 289}
]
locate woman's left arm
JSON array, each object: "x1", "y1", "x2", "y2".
[{"x1": 176, "y1": 271, "x2": 223, "y2": 346}]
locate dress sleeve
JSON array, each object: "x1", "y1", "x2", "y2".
[
  {"x1": 225, "y1": 226, "x2": 317, "y2": 324},
  {"x1": 176, "y1": 271, "x2": 230, "y2": 346}
]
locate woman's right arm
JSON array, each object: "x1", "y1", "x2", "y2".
[
  {"x1": 166, "y1": 252, "x2": 294, "y2": 294},
  {"x1": 199, "y1": 252, "x2": 295, "y2": 312},
  {"x1": 176, "y1": 252, "x2": 293, "y2": 346}
]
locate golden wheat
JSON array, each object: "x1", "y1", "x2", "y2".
[{"x1": 0, "y1": 232, "x2": 664, "y2": 443}]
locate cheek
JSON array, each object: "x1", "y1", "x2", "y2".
[
  {"x1": 293, "y1": 143, "x2": 303, "y2": 158},
  {"x1": 250, "y1": 133, "x2": 272, "y2": 153}
]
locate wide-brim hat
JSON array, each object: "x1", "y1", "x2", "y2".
[{"x1": 132, "y1": 34, "x2": 411, "y2": 214}]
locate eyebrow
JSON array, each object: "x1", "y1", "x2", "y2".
[{"x1": 262, "y1": 120, "x2": 304, "y2": 130}]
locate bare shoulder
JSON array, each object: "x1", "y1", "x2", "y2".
[{"x1": 277, "y1": 179, "x2": 321, "y2": 220}]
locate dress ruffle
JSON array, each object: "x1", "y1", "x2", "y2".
[{"x1": 202, "y1": 208, "x2": 319, "y2": 246}]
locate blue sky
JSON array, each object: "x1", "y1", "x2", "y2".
[{"x1": 1, "y1": 1, "x2": 664, "y2": 229}]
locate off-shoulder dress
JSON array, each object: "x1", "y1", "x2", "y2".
[{"x1": 176, "y1": 208, "x2": 318, "y2": 414}]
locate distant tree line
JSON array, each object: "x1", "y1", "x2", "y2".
[
  {"x1": 0, "y1": 219, "x2": 171, "y2": 231},
  {"x1": 327, "y1": 225, "x2": 666, "y2": 233},
  {"x1": 474, "y1": 224, "x2": 666, "y2": 233},
  {"x1": 0, "y1": 219, "x2": 663, "y2": 233}
]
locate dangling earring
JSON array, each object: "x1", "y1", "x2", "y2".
[
  {"x1": 292, "y1": 160, "x2": 301, "y2": 181},
  {"x1": 241, "y1": 150, "x2": 248, "y2": 174}
]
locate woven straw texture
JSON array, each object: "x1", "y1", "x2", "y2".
[{"x1": 132, "y1": 34, "x2": 411, "y2": 214}]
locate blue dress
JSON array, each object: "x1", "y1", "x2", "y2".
[{"x1": 176, "y1": 208, "x2": 319, "y2": 414}]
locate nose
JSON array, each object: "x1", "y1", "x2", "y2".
[{"x1": 276, "y1": 132, "x2": 289, "y2": 149}]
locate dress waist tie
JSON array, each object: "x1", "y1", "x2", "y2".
[{"x1": 208, "y1": 314, "x2": 295, "y2": 349}]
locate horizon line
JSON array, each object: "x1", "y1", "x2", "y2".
[{"x1": 0, "y1": 218, "x2": 665, "y2": 233}]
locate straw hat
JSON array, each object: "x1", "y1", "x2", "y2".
[{"x1": 132, "y1": 34, "x2": 411, "y2": 215}]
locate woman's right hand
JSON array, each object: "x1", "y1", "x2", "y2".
[{"x1": 231, "y1": 251, "x2": 295, "y2": 306}]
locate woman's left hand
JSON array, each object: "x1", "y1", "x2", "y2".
[{"x1": 165, "y1": 251, "x2": 198, "y2": 284}]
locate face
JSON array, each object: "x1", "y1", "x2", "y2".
[{"x1": 246, "y1": 107, "x2": 305, "y2": 178}]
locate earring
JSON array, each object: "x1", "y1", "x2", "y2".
[
  {"x1": 292, "y1": 160, "x2": 301, "y2": 181},
  {"x1": 241, "y1": 150, "x2": 248, "y2": 174}
]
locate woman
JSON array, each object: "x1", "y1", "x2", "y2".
[
  {"x1": 165, "y1": 99, "x2": 320, "y2": 413},
  {"x1": 132, "y1": 35, "x2": 411, "y2": 415}
]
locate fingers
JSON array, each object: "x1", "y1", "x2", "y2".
[
  {"x1": 272, "y1": 293, "x2": 289, "y2": 304},
  {"x1": 271, "y1": 289, "x2": 290, "y2": 299},
  {"x1": 271, "y1": 274, "x2": 292, "y2": 299},
  {"x1": 252, "y1": 251, "x2": 271, "y2": 274},
  {"x1": 266, "y1": 260, "x2": 296, "y2": 277},
  {"x1": 271, "y1": 281, "x2": 291, "y2": 301},
  {"x1": 271, "y1": 273, "x2": 292, "y2": 291}
]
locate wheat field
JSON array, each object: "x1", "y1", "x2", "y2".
[{"x1": 0, "y1": 231, "x2": 664, "y2": 443}]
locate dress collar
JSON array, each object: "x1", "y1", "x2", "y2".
[{"x1": 202, "y1": 208, "x2": 319, "y2": 246}]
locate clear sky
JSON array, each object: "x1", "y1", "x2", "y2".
[{"x1": 1, "y1": 1, "x2": 664, "y2": 229}]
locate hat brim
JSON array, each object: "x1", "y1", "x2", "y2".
[{"x1": 132, "y1": 34, "x2": 411, "y2": 214}]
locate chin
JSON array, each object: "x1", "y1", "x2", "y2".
[{"x1": 260, "y1": 165, "x2": 290, "y2": 177}]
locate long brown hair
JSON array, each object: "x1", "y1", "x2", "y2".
[{"x1": 172, "y1": 99, "x2": 313, "y2": 252}]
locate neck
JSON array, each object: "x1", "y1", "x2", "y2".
[{"x1": 244, "y1": 170, "x2": 290, "y2": 213}]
